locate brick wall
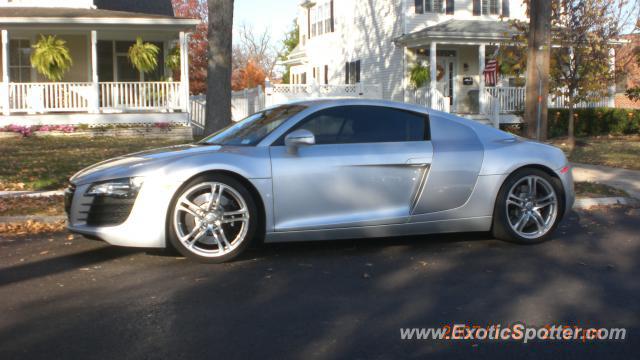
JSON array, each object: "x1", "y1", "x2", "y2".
[{"x1": 615, "y1": 93, "x2": 640, "y2": 109}]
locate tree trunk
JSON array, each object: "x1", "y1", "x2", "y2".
[
  {"x1": 524, "y1": 0, "x2": 551, "y2": 140},
  {"x1": 205, "y1": 0, "x2": 234, "y2": 135},
  {"x1": 567, "y1": 101, "x2": 575, "y2": 149}
]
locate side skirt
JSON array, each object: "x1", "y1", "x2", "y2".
[{"x1": 264, "y1": 216, "x2": 492, "y2": 243}]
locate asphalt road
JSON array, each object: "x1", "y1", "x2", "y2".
[{"x1": 1, "y1": 207, "x2": 639, "y2": 359}]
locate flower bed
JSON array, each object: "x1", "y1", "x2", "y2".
[{"x1": 0, "y1": 123, "x2": 193, "y2": 140}]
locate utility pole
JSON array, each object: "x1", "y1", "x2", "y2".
[{"x1": 524, "y1": 0, "x2": 552, "y2": 140}]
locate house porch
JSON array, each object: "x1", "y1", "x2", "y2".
[{"x1": 0, "y1": 8, "x2": 198, "y2": 125}]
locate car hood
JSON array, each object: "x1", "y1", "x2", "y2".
[{"x1": 70, "y1": 144, "x2": 223, "y2": 185}]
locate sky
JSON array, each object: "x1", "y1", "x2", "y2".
[{"x1": 233, "y1": 0, "x2": 301, "y2": 45}]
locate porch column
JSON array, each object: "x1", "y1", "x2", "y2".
[
  {"x1": 90, "y1": 30, "x2": 100, "y2": 113},
  {"x1": 429, "y1": 42, "x2": 437, "y2": 109},
  {"x1": 179, "y1": 31, "x2": 190, "y2": 114},
  {"x1": 608, "y1": 47, "x2": 616, "y2": 108},
  {"x1": 478, "y1": 43, "x2": 486, "y2": 114},
  {"x1": 1, "y1": 30, "x2": 9, "y2": 115}
]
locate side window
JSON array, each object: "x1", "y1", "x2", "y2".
[
  {"x1": 280, "y1": 106, "x2": 429, "y2": 145},
  {"x1": 298, "y1": 107, "x2": 350, "y2": 145},
  {"x1": 345, "y1": 106, "x2": 427, "y2": 143}
]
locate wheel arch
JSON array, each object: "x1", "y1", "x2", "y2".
[{"x1": 493, "y1": 164, "x2": 566, "y2": 222}]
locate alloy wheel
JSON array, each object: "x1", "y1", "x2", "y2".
[
  {"x1": 506, "y1": 175, "x2": 558, "y2": 240},
  {"x1": 173, "y1": 182, "x2": 250, "y2": 258}
]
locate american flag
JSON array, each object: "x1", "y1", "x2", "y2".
[{"x1": 484, "y1": 59, "x2": 498, "y2": 86}]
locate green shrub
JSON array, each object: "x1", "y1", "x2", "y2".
[{"x1": 548, "y1": 108, "x2": 640, "y2": 138}]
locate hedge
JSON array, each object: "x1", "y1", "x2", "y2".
[{"x1": 548, "y1": 108, "x2": 640, "y2": 138}]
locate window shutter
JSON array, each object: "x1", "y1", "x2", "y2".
[
  {"x1": 446, "y1": 0, "x2": 454, "y2": 14},
  {"x1": 415, "y1": 0, "x2": 424, "y2": 14},
  {"x1": 345, "y1": 62, "x2": 350, "y2": 84},
  {"x1": 502, "y1": 0, "x2": 510, "y2": 17},
  {"x1": 330, "y1": 0, "x2": 335, "y2": 32},
  {"x1": 324, "y1": 65, "x2": 329, "y2": 84},
  {"x1": 355, "y1": 60, "x2": 361, "y2": 83},
  {"x1": 307, "y1": 8, "x2": 311, "y2": 39},
  {"x1": 473, "y1": 0, "x2": 480, "y2": 15}
]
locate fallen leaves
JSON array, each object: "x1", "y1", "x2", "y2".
[
  {"x1": 0, "y1": 195, "x2": 65, "y2": 217},
  {"x1": 0, "y1": 219, "x2": 67, "y2": 236}
]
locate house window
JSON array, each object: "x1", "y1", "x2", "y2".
[
  {"x1": 301, "y1": 73, "x2": 307, "y2": 84},
  {"x1": 345, "y1": 60, "x2": 360, "y2": 84},
  {"x1": 482, "y1": 0, "x2": 500, "y2": 15},
  {"x1": 9, "y1": 39, "x2": 31, "y2": 82},
  {"x1": 415, "y1": 0, "x2": 449, "y2": 14},
  {"x1": 310, "y1": 1, "x2": 334, "y2": 38},
  {"x1": 474, "y1": 0, "x2": 500, "y2": 15}
]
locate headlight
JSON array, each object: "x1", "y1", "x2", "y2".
[{"x1": 85, "y1": 177, "x2": 144, "y2": 198}]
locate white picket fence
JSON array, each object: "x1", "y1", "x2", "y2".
[{"x1": 189, "y1": 83, "x2": 383, "y2": 136}]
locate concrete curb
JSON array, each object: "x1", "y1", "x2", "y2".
[
  {"x1": 0, "y1": 215, "x2": 67, "y2": 224},
  {"x1": 573, "y1": 197, "x2": 639, "y2": 209},
  {"x1": 0, "y1": 190, "x2": 65, "y2": 198}
]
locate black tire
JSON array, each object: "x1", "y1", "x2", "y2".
[
  {"x1": 492, "y1": 168, "x2": 565, "y2": 244},
  {"x1": 167, "y1": 174, "x2": 258, "y2": 263}
]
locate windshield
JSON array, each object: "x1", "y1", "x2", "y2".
[{"x1": 199, "y1": 104, "x2": 308, "y2": 146}]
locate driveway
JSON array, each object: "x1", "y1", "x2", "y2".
[{"x1": 1, "y1": 207, "x2": 638, "y2": 359}]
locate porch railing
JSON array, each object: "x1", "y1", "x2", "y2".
[
  {"x1": 406, "y1": 88, "x2": 451, "y2": 113},
  {"x1": 99, "y1": 82, "x2": 181, "y2": 111},
  {"x1": 486, "y1": 87, "x2": 526, "y2": 113},
  {"x1": 5, "y1": 81, "x2": 182, "y2": 114},
  {"x1": 9, "y1": 82, "x2": 93, "y2": 113}
]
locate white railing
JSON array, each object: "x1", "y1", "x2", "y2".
[
  {"x1": 548, "y1": 93, "x2": 610, "y2": 109},
  {"x1": 481, "y1": 90, "x2": 500, "y2": 128},
  {"x1": 9, "y1": 82, "x2": 93, "y2": 113},
  {"x1": 265, "y1": 82, "x2": 383, "y2": 107},
  {"x1": 189, "y1": 85, "x2": 265, "y2": 136},
  {"x1": 406, "y1": 88, "x2": 451, "y2": 113},
  {"x1": 487, "y1": 87, "x2": 525, "y2": 113},
  {"x1": 5, "y1": 82, "x2": 182, "y2": 114},
  {"x1": 99, "y1": 82, "x2": 181, "y2": 111}
]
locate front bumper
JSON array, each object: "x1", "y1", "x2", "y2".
[
  {"x1": 558, "y1": 166, "x2": 576, "y2": 216},
  {"x1": 66, "y1": 180, "x2": 183, "y2": 248}
]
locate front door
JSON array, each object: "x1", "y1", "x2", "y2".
[
  {"x1": 436, "y1": 54, "x2": 456, "y2": 112},
  {"x1": 269, "y1": 105, "x2": 433, "y2": 232}
]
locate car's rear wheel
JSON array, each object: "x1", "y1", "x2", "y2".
[
  {"x1": 168, "y1": 174, "x2": 257, "y2": 263},
  {"x1": 493, "y1": 168, "x2": 564, "y2": 244}
]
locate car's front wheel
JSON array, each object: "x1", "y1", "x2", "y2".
[
  {"x1": 168, "y1": 174, "x2": 257, "y2": 263},
  {"x1": 493, "y1": 168, "x2": 564, "y2": 244}
]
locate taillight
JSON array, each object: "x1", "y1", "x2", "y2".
[{"x1": 560, "y1": 166, "x2": 570, "y2": 174}]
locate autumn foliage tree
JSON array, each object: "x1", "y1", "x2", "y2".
[
  {"x1": 172, "y1": 0, "x2": 208, "y2": 94},
  {"x1": 231, "y1": 59, "x2": 266, "y2": 90}
]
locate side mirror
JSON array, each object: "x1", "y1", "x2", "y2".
[{"x1": 285, "y1": 129, "x2": 315, "y2": 154}]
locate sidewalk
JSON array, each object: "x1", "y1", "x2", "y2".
[
  {"x1": 0, "y1": 190, "x2": 64, "y2": 198},
  {"x1": 572, "y1": 163, "x2": 640, "y2": 200}
]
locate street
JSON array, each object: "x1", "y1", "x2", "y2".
[{"x1": 1, "y1": 207, "x2": 638, "y2": 359}]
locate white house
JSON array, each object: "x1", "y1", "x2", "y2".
[
  {"x1": 0, "y1": 0, "x2": 198, "y2": 126},
  {"x1": 283, "y1": 0, "x2": 534, "y2": 122}
]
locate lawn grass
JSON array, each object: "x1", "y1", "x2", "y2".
[
  {"x1": 551, "y1": 136, "x2": 640, "y2": 170},
  {"x1": 0, "y1": 137, "x2": 192, "y2": 191},
  {"x1": 574, "y1": 182, "x2": 629, "y2": 199}
]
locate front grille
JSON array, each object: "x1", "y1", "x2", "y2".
[
  {"x1": 64, "y1": 184, "x2": 76, "y2": 218},
  {"x1": 86, "y1": 196, "x2": 137, "y2": 227}
]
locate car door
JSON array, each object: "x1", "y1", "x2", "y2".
[{"x1": 269, "y1": 105, "x2": 433, "y2": 232}]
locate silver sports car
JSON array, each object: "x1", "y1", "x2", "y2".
[{"x1": 66, "y1": 99, "x2": 575, "y2": 263}]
